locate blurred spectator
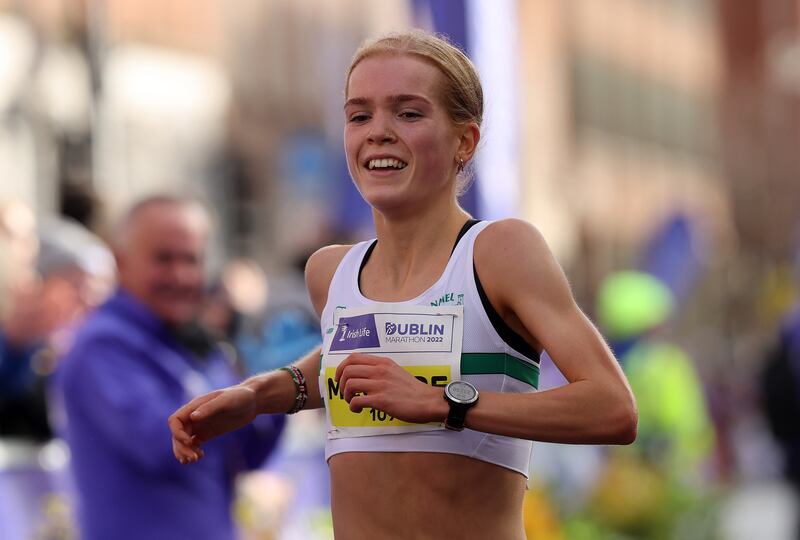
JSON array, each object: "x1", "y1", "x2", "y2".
[
  {"x1": 201, "y1": 257, "x2": 269, "y2": 350},
  {"x1": 235, "y1": 253, "x2": 321, "y2": 376},
  {"x1": 1, "y1": 214, "x2": 114, "y2": 441},
  {"x1": 0, "y1": 199, "x2": 42, "y2": 439},
  {"x1": 238, "y1": 306, "x2": 321, "y2": 374},
  {"x1": 590, "y1": 271, "x2": 715, "y2": 537},
  {"x1": 36, "y1": 217, "x2": 117, "y2": 344},
  {"x1": 762, "y1": 295, "x2": 800, "y2": 504},
  {"x1": 597, "y1": 271, "x2": 714, "y2": 475},
  {"x1": 52, "y1": 195, "x2": 284, "y2": 540},
  {"x1": 200, "y1": 254, "x2": 321, "y2": 377},
  {"x1": 0, "y1": 202, "x2": 113, "y2": 539}
]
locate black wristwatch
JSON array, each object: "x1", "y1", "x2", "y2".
[{"x1": 443, "y1": 380, "x2": 479, "y2": 431}]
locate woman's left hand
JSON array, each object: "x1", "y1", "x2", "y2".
[{"x1": 335, "y1": 353, "x2": 448, "y2": 424}]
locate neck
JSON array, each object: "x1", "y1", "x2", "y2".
[{"x1": 369, "y1": 197, "x2": 471, "y2": 289}]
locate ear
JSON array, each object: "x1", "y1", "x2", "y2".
[{"x1": 456, "y1": 122, "x2": 480, "y2": 165}]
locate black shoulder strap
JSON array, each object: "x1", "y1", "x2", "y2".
[{"x1": 471, "y1": 222, "x2": 541, "y2": 361}]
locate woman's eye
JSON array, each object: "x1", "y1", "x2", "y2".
[
  {"x1": 348, "y1": 113, "x2": 370, "y2": 123},
  {"x1": 399, "y1": 111, "x2": 422, "y2": 119}
]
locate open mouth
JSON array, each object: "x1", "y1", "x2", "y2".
[{"x1": 366, "y1": 158, "x2": 408, "y2": 171}]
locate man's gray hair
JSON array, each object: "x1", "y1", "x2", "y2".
[{"x1": 113, "y1": 194, "x2": 211, "y2": 250}]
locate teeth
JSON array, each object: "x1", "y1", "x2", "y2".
[{"x1": 368, "y1": 158, "x2": 407, "y2": 170}]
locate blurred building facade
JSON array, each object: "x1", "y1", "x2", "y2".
[
  {"x1": 519, "y1": 0, "x2": 726, "y2": 296},
  {"x1": 718, "y1": 0, "x2": 800, "y2": 330}
]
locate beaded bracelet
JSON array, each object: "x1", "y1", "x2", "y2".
[{"x1": 278, "y1": 365, "x2": 307, "y2": 414}]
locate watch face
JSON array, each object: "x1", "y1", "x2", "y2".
[{"x1": 447, "y1": 381, "x2": 477, "y2": 404}]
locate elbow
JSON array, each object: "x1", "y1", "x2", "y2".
[{"x1": 610, "y1": 396, "x2": 638, "y2": 445}]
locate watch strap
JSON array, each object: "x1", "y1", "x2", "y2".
[{"x1": 445, "y1": 402, "x2": 469, "y2": 431}]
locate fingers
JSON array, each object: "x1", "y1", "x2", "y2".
[
  {"x1": 172, "y1": 435, "x2": 205, "y2": 465},
  {"x1": 335, "y1": 353, "x2": 386, "y2": 381},
  {"x1": 334, "y1": 356, "x2": 436, "y2": 422},
  {"x1": 337, "y1": 364, "x2": 375, "y2": 391},
  {"x1": 168, "y1": 390, "x2": 223, "y2": 464},
  {"x1": 335, "y1": 355, "x2": 397, "y2": 409},
  {"x1": 168, "y1": 391, "x2": 221, "y2": 438},
  {"x1": 348, "y1": 394, "x2": 375, "y2": 414},
  {"x1": 333, "y1": 360, "x2": 381, "y2": 411},
  {"x1": 342, "y1": 377, "x2": 379, "y2": 403},
  {"x1": 168, "y1": 413, "x2": 204, "y2": 464},
  {"x1": 167, "y1": 414, "x2": 194, "y2": 448}
]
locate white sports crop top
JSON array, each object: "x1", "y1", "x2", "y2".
[{"x1": 319, "y1": 220, "x2": 540, "y2": 476}]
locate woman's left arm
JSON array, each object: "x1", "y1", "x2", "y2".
[
  {"x1": 336, "y1": 219, "x2": 637, "y2": 444},
  {"x1": 464, "y1": 219, "x2": 637, "y2": 444}
]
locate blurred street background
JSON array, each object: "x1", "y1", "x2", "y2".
[{"x1": 1, "y1": 0, "x2": 799, "y2": 539}]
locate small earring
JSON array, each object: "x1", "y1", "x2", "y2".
[{"x1": 457, "y1": 157, "x2": 465, "y2": 174}]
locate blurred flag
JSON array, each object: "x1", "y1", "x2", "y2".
[{"x1": 640, "y1": 214, "x2": 705, "y2": 305}]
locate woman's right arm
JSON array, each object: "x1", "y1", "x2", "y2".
[
  {"x1": 168, "y1": 346, "x2": 322, "y2": 464},
  {"x1": 169, "y1": 244, "x2": 350, "y2": 464}
]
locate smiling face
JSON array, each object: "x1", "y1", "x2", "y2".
[
  {"x1": 116, "y1": 201, "x2": 209, "y2": 326},
  {"x1": 344, "y1": 53, "x2": 472, "y2": 214}
]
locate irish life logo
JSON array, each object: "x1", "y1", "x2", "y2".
[{"x1": 330, "y1": 313, "x2": 380, "y2": 351}]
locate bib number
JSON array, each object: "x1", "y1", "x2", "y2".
[
  {"x1": 321, "y1": 304, "x2": 463, "y2": 438},
  {"x1": 324, "y1": 365, "x2": 451, "y2": 427}
]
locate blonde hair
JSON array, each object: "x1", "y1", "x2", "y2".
[{"x1": 346, "y1": 29, "x2": 483, "y2": 129}]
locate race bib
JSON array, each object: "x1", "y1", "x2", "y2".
[{"x1": 320, "y1": 304, "x2": 464, "y2": 438}]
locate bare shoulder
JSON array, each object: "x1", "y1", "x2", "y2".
[
  {"x1": 305, "y1": 244, "x2": 353, "y2": 316},
  {"x1": 474, "y1": 218, "x2": 552, "y2": 269},
  {"x1": 474, "y1": 218, "x2": 572, "y2": 306}
]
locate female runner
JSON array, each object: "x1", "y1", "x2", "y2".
[{"x1": 169, "y1": 29, "x2": 637, "y2": 540}]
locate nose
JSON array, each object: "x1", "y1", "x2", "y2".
[
  {"x1": 165, "y1": 257, "x2": 202, "y2": 290},
  {"x1": 367, "y1": 112, "x2": 396, "y2": 144}
]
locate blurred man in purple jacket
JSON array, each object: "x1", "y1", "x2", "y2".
[{"x1": 54, "y1": 195, "x2": 284, "y2": 540}]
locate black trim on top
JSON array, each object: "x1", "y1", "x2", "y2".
[
  {"x1": 356, "y1": 219, "x2": 539, "y2": 361},
  {"x1": 357, "y1": 240, "x2": 378, "y2": 290},
  {"x1": 453, "y1": 219, "x2": 481, "y2": 253},
  {"x1": 358, "y1": 219, "x2": 479, "y2": 294},
  {"x1": 468, "y1": 220, "x2": 540, "y2": 360},
  {"x1": 473, "y1": 262, "x2": 540, "y2": 361},
  {"x1": 461, "y1": 220, "x2": 540, "y2": 360}
]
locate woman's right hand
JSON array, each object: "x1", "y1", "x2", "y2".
[{"x1": 168, "y1": 385, "x2": 259, "y2": 464}]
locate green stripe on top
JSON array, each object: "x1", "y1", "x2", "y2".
[{"x1": 461, "y1": 353, "x2": 539, "y2": 388}]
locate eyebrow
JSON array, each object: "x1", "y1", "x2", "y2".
[{"x1": 343, "y1": 94, "x2": 432, "y2": 110}]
